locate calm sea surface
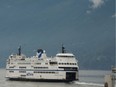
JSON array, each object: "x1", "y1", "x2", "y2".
[{"x1": 0, "y1": 69, "x2": 114, "y2": 87}]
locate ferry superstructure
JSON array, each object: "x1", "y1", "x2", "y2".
[{"x1": 6, "y1": 46, "x2": 79, "y2": 82}]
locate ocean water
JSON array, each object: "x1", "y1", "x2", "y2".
[{"x1": 0, "y1": 69, "x2": 113, "y2": 87}]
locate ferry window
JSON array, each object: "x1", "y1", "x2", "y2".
[
  {"x1": 67, "y1": 63, "x2": 69, "y2": 65},
  {"x1": 51, "y1": 72, "x2": 54, "y2": 73},
  {"x1": 20, "y1": 58, "x2": 25, "y2": 60},
  {"x1": 18, "y1": 63, "x2": 31, "y2": 64},
  {"x1": 49, "y1": 62, "x2": 57, "y2": 65},
  {"x1": 34, "y1": 71, "x2": 38, "y2": 73},
  {"x1": 34, "y1": 71, "x2": 55, "y2": 74},
  {"x1": 73, "y1": 63, "x2": 75, "y2": 65},
  {"x1": 9, "y1": 66, "x2": 14, "y2": 68},
  {"x1": 35, "y1": 63, "x2": 41, "y2": 65},
  {"x1": 35, "y1": 71, "x2": 38, "y2": 73},
  {"x1": 34, "y1": 67, "x2": 48, "y2": 69},
  {"x1": 9, "y1": 71, "x2": 14, "y2": 73},
  {"x1": 59, "y1": 63, "x2": 76, "y2": 65},
  {"x1": 59, "y1": 63, "x2": 62, "y2": 65},
  {"x1": 59, "y1": 67, "x2": 78, "y2": 71},
  {"x1": 73, "y1": 67, "x2": 78, "y2": 71},
  {"x1": 19, "y1": 71, "x2": 26, "y2": 73},
  {"x1": 21, "y1": 75, "x2": 26, "y2": 77},
  {"x1": 45, "y1": 63, "x2": 48, "y2": 65},
  {"x1": 19, "y1": 67, "x2": 26, "y2": 69}
]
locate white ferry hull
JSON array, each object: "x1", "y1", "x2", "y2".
[{"x1": 6, "y1": 70, "x2": 79, "y2": 82}]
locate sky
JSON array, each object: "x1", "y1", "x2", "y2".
[{"x1": 0, "y1": 0, "x2": 115, "y2": 69}]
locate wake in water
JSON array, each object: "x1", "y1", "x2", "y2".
[{"x1": 73, "y1": 81, "x2": 104, "y2": 87}]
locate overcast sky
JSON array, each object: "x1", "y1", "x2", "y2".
[{"x1": 0, "y1": 0, "x2": 115, "y2": 60}]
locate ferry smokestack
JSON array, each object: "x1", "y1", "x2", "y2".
[
  {"x1": 62, "y1": 44, "x2": 66, "y2": 53},
  {"x1": 37, "y1": 49, "x2": 43, "y2": 58},
  {"x1": 18, "y1": 46, "x2": 21, "y2": 55}
]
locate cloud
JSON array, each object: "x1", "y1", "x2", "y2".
[
  {"x1": 86, "y1": 0, "x2": 105, "y2": 14},
  {"x1": 89, "y1": 0, "x2": 105, "y2": 9},
  {"x1": 86, "y1": 10, "x2": 91, "y2": 14},
  {"x1": 112, "y1": 13, "x2": 116, "y2": 18}
]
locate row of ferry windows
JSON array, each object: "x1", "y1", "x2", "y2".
[
  {"x1": 19, "y1": 67, "x2": 48, "y2": 69},
  {"x1": 9, "y1": 63, "x2": 76, "y2": 69},
  {"x1": 9, "y1": 63, "x2": 76, "y2": 65},
  {"x1": 9, "y1": 71, "x2": 56, "y2": 74},
  {"x1": 34, "y1": 67, "x2": 48, "y2": 69},
  {"x1": 17, "y1": 63, "x2": 48, "y2": 65},
  {"x1": 9, "y1": 67, "x2": 48, "y2": 69},
  {"x1": 59, "y1": 63, "x2": 77, "y2": 65},
  {"x1": 9, "y1": 63, "x2": 77, "y2": 69},
  {"x1": 9, "y1": 71, "x2": 26, "y2": 73},
  {"x1": 34, "y1": 71, "x2": 56, "y2": 74}
]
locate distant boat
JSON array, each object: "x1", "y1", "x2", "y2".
[{"x1": 6, "y1": 45, "x2": 79, "y2": 82}]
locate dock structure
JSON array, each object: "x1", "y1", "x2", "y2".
[{"x1": 104, "y1": 67, "x2": 116, "y2": 87}]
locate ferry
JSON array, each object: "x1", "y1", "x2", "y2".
[{"x1": 6, "y1": 45, "x2": 79, "y2": 82}]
